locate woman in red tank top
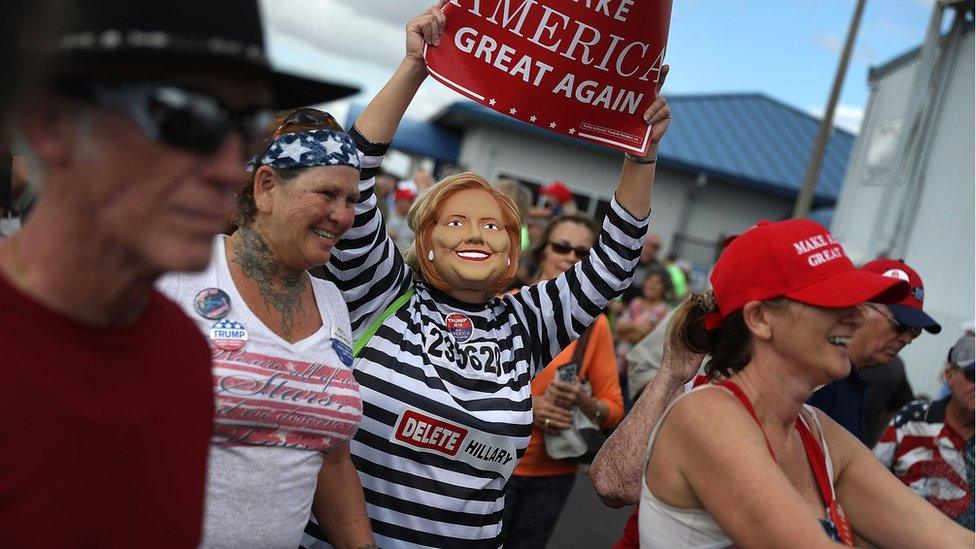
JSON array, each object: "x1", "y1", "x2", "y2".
[{"x1": 633, "y1": 219, "x2": 974, "y2": 548}]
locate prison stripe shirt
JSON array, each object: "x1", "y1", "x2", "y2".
[{"x1": 310, "y1": 128, "x2": 648, "y2": 548}]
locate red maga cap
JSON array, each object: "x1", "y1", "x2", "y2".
[
  {"x1": 861, "y1": 258, "x2": 941, "y2": 333},
  {"x1": 540, "y1": 181, "x2": 573, "y2": 205},
  {"x1": 394, "y1": 188, "x2": 416, "y2": 201},
  {"x1": 707, "y1": 220, "x2": 909, "y2": 328}
]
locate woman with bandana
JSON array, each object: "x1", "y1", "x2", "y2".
[
  {"x1": 303, "y1": 3, "x2": 671, "y2": 547},
  {"x1": 157, "y1": 110, "x2": 374, "y2": 549}
]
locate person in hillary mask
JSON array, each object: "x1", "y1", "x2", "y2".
[{"x1": 303, "y1": 2, "x2": 672, "y2": 546}]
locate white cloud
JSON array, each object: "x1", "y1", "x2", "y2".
[
  {"x1": 811, "y1": 34, "x2": 876, "y2": 63},
  {"x1": 260, "y1": 0, "x2": 459, "y2": 120},
  {"x1": 808, "y1": 104, "x2": 866, "y2": 134},
  {"x1": 813, "y1": 34, "x2": 843, "y2": 54},
  {"x1": 261, "y1": 0, "x2": 413, "y2": 70}
]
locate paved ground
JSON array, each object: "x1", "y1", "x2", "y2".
[{"x1": 546, "y1": 468, "x2": 634, "y2": 548}]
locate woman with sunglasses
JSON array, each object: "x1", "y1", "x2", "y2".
[
  {"x1": 501, "y1": 214, "x2": 625, "y2": 548},
  {"x1": 157, "y1": 108, "x2": 374, "y2": 549},
  {"x1": 301, "y1": 2, "x2": 670, "y2": 546},
  {"x1": 636, "y1": 219, "x2": 973, "y2": 548}
]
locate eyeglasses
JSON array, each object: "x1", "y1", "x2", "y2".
[
  {"x1": 548, "y1": 241, "x2": 589, "y2": 259},
  {"x1": 865, "y1": 304, "x2": 923, "y2": 338},
  {"x1": 59, "y1": 79, "x2": 274, "y2": 153}
]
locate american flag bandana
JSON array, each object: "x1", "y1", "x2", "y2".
[{"x1": 244, "y1": 129, "x2": 360, "y2": 173}]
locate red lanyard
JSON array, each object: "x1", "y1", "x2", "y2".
[{"x1": 714, "y1": 381, "x2": 855, "y2": 546}]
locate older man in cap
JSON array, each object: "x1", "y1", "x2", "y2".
[
  {"x1": 807, "y1": 259, "x2": 941, "y2": 444},
  {"x1": 875, "y1": 335, "x2": 975, "y2": 530},
  {"x1": 0, "y1": 1, "x2": 355, "y2": 546}
]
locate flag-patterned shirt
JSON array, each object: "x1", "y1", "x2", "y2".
[
  {"x1": 310, "y1": 128, "x2": 648, "y2": 548},
  {"x1": 874, "y1": 397, "x2": 975, "y2": 530}
]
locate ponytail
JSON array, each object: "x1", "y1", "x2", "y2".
[{"x1": 668, "y1": 291, "x2": 753, "y2": 379}]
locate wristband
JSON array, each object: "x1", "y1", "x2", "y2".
[{"x1": 625, "y1": 152, "x2": 657, "y2": 164}]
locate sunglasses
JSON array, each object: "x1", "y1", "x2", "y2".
[
  {"x1": 548, "y1": 241, "x2": 589, "y2": 259},
  {"x1": 866, "y1": 304, "x2": 923, "y2": 338},
  {"x1": 274, "y1": 107, "x2": 337, "y2": 136},
  {"x1": 960, "y1": 369, "x2": 976, "y2": 383},
  {"x1": 60, "y1": 79, "x2": 274, "y2": 153}
]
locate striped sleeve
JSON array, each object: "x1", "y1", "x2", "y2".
[
  {"x1": 323, "y1": 126, "x2": 411, "y2": 338},
  {"x1": 506, "y1": 198, "x2": 648, "y2": 370}
]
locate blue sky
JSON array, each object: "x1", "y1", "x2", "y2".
[
  {"x1": 662, "y1": 0, "x2": 937, "y2": 131},
  {"x1": 262, "y1": 0, "x2": 940, "y2": 133}
]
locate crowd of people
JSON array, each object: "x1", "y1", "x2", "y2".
[{"x1": 0, "y1": 1, "x2": 973, "y2": 548}]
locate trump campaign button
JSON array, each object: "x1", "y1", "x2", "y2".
[
  {"x1": 445, "y1": 313, "x2": 473, "y2": 343},
  {"x1": 194, "y1": 288, "x2": 231, "y2": 320},
  {"x1": 209, "y1": 319, "x2": 248, "y2": 351}
]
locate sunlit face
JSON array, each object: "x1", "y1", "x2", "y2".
[
  {"x1": 538, "y1": 221, "x2": 594, "y2": 281},
  {"x1": 765, "y1": 300, "x2": 865, "y2": 383},
  {"x1": 429, "y1": 188, "x2": 511, "y2": 294},
  {"x1": 261, "y1": 165, "x2": 359, "y2": 270},
  {"x1": 849, "y1": 303, "x2": 915, "y2": 368}
]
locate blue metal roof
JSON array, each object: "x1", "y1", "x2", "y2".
[
  {"x1": 345, "y1": 103, "x2": 460, "y2": 163},
  {"x1": 433, "y1": 93, "x2": 856, "y2": 205}
]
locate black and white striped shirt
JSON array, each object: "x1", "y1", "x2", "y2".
[{"x1": 310, "y1": 129, "x2": 648, "y2": 548}]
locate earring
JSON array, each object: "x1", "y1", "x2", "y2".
[
  {"x1": 507, "y1": 257, "x2": 511, "y2": 267},
  {"x1": 427, "y1": 250, "x2": 434, "y2": 261}
]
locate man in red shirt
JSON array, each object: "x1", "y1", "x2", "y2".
[{"x1": 0, "y1": 1, "x2": 355, "y2": 546}]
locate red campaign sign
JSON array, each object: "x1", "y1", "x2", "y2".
[{"x1": 425, "y1": 0, "x2": 673, "y2": 155}]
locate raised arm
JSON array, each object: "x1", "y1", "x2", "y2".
[
  {"x1": 353, "y1": 3, "x2": 443, "y2": 144},
  {"x1": 324, "y1": 4, "x2": 446, "y2": 336},
  {"x1": 590, "y1": 335, "x2": 703, "y2": 507},
  {"x1": 614, "y1": 64, "x2": 670, "y2": 220},
  {"x1": 506, "y1": 85, "x2": 671, "y2": 368}
]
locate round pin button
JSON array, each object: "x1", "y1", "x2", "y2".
[
  {"x1": 209, "y1": 319, "x2": 248, "y2": 351},
  {"x1": 445, "y1": 313, "x2": 474, "y2": 343},
  {"x1": 194, "y1": 288, "x2": 232, "y2": 320}
]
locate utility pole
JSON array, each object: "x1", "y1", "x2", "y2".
[{"x1": 793, "y1": 0, "x2": 868, "y2": 219}]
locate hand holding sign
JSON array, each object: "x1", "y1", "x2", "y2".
[
  {"x1": 648, "y1": 65, "x2": 671, "y2": 143},
  {"x1": 635, "y1": 64, "x2": 671, "y2": 161},
  {"x1": 425, "y1": 0, "x2": 673, "y2": 155},
  {"x1": 406, "y1": 1, "x2": 448, "y2": 67}
]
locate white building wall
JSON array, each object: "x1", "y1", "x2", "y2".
[
  {"x1": 831, "y1": 30, "x2": 975, "y2": 398},
  {"x1": 458, "y1": 126, "x2": 795, "y2": 267},
  {"x1": 684, "y1": 181, "x2": 793, "y2": 247},
  {"x1": 831, "y1": 61, "x2": 919, "y2": 260}
]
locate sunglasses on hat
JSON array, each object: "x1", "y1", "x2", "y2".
[
  {"x1": 548, "y1": 241, "x2": 589, "y2": 259},
  {"x1": 866, "y1": 304, "x2": 923, "y2": 338},
  {"x1": 59, "y1": 79, "x2": 274, "y2": 154},
  {"x1": 272, "y1": 107, "x2": 338, "y2": 138}
]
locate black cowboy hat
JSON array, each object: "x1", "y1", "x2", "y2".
[{"x1": 53, "y1": 0, "x2": 358, "y2": 109}]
